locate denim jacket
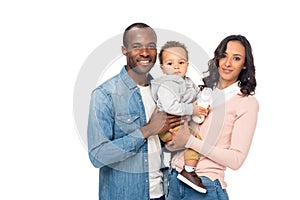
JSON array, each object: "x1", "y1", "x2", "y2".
[{"x1": 88, "y1": 66, "x2": 167, "y2": 200}]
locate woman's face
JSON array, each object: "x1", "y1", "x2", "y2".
[{"x1": 218, "y1": 40, "x2": 245, "y2": 88}]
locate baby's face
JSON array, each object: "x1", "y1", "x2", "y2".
[{"x1": 161, "y1": 47, "x2": 188, "y2": 77}]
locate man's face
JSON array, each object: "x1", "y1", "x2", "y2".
[{"x1": 122, "y1": 27, "x2": 157, "y2": 75}]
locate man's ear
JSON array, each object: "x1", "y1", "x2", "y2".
[{"x1": 121, "y1": 46, "x2": 127, "y2": 56}]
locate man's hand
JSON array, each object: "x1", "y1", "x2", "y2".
[{"x1": 140, "y1": 107, "x2": 183, "y2": 139}]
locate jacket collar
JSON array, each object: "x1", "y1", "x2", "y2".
[{"x1": 120, "y1": 66, "x2": 153, "y2": 90}]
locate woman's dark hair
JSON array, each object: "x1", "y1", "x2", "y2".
[{"x1": 202, "y1": 35, "x2": 256, "y2": 96}]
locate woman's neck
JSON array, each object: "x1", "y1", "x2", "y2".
[{"x1": 217, "y1": 79, "x2": 236, "y2": 89}]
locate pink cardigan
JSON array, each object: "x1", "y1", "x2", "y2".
[{"x1": 170, "y1": 94, "x2": 259, "y2": 188}]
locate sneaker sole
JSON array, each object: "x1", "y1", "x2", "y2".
[{"x1": 177, "y1": 174, "x2": 207, "y2": 193}]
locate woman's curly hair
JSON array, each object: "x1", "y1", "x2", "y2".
[{"x1": 202, "y1": 35, "x2": 256, "y2": 96}]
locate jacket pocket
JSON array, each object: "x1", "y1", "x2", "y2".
[{"x1": 115, "y1": 113, "x2": 140, "y2": 136}]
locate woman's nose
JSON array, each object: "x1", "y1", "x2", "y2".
[{"x1": 225, "y1": 58, "x2": 231, "y2": 67}]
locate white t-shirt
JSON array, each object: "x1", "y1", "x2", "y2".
[{"x1": 138, "y1": 85, "x2": 163, "y2": 198}]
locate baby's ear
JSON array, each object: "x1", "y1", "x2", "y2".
[{"x1": 160, "y1": 65, "x2": 166, "y2": 74}]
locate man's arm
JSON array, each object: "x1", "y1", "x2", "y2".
[
  {"x1": 87, "y1": 89, "x2": 183, "y2": 169},
  {"x1": 87, "y1": 89, "x2": 146, "y2": 168}
]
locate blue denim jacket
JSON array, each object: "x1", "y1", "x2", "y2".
[{"x1": 88, "y1": 66, "x2": 166, "y2": 200}]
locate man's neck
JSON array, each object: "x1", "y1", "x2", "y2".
[{"x1": 127, "y1": 68, "x2": 149, "y2": 86}]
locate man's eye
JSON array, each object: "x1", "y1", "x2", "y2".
[
  {"x1": 147, "y1": 45, "x2": 156, "y2": 49},
  {"x1": 132, "y1": 45, "x2": 141, "y2": 49}
]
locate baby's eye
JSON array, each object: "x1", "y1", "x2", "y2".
[
  {"x1": 179, "y1": 61, "x2": 185, "y2": 65},
  {"x1": 167, "y1": 62, "x2": 173, "y2": 65}
]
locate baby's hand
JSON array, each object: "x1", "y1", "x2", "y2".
[
  {"x1": 198, "y1": 105, "x2": 210, "y2": 117},
  {"x1": 192, "y1": 101, "x2": 199, "y2": 116},
  {"x1": 193, "y1": 101, "x2": 210, "y2": 117}
]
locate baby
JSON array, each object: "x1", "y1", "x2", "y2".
[{"x1": 151, "y1": 41, "x2": 208, "y2": 193}]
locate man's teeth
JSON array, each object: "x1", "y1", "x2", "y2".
[{"x1": 140, "y1": 60, "x2": 150, "y2": 64}]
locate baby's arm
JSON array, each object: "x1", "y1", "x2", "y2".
[{"x1": 157, "y1": 81, "x2": 193, "y2": 116}]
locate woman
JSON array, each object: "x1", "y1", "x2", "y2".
[{"x1": 166, "y1": 35, "x2": 259, "y2": 200}]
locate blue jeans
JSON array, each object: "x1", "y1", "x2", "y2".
[{"x1": 167, "y1": 169, "x2": 229, "y2": 200}]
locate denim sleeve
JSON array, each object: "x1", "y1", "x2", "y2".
[{"x1": 87, "y1": 88, "x2": 146, "y2": 168}]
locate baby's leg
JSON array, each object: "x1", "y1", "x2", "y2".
[
  {"x1": 159, "y1": 131, "x2": 173, "y2": 142},
  {"x1": 178, "y1": 131, "x2": 206, "y2": 193},
  {"x1": 184, "y1": 148, "x2": 200, "y2": 167},
  {"x1": 184, "y1": 132, "x2": 201, "y2": 167},
  {"x1": 158, "y1": 125, "x2": 181, "y2": 142}
]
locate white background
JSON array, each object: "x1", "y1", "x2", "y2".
[{"x1": 1, "y1": 0, "x2": 299, "y2": 199}]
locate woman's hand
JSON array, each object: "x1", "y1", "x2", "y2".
[{"x1": 167, "y1": 119, "x2": 191, "y2": 149}]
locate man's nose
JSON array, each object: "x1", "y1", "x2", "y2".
[{"x1": 139, "y1": 48, "x2": 149, "y2": 57}]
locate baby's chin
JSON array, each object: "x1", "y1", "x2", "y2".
[{"x1": 174, "y1": 72, "x2": 185, "y2": 77}]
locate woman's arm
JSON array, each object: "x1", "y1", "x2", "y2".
[
  {"x1": 170, "y1": 97, "x2": 259, "y2": 170},
  {"x1": 189, "y1": 97, "x2": 259, "y2": 170}
]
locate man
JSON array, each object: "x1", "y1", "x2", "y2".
[{"x1": 87, "y1": 22, "x2": 182, "y2": 200}]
